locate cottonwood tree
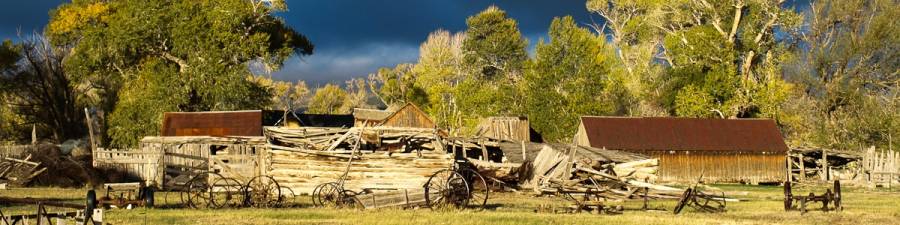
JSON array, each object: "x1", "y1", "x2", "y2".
[
  {"x1": 411, "y1": 30, "x2": 466, "y2": 131},
  {"x1": 524, "y1": 16, "x2": 621, "y2": 142},
  {"x1": 47, "y1": 0, "x2": 313, "y2": 147},
  {"x1": 0, "y1": 36, "x2": 84, "y2": 142},
  {"x1": 782, "y1": 0, "x2": 899, "y2": 149},
  {"x1": 307, "y1": 84, "x2": 348, "y2": 114}
]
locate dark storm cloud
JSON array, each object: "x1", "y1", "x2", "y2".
[
  {"x1": 0, "y1": 0, "x2": 596, "y2": 85},
  {"x1": 272, "y1": 0, "x2": 596, "y2": 85}
]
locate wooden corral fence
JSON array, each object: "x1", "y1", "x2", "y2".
[
  {"x1": 861, "y1": 147, "x2": 899, "y2": 187},
  {"x1": 476, "y1": 117, "x2": 530, "y2": 142},
  {"x1": 0, "y1": 145, "x2": 30, "y2": 158},
  {"x1": 93, "y1": 136, "x2": 265, "y2": 189},
  {"x1": 93, "y1": 148, "x2": 164, "y2": 186}
]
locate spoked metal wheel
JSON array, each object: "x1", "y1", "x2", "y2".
[
  {"x1": 425, "y1": 169, "x2": 470, "y2": 210},
  {"x1": 185, "y1": 172, "x2": 223, "y2": 208},
  {"x1": 673, "y1": 188, "x2": 694, "y2": 214},
  {"x1": 277, "y1": 187, "x2": 297, "y2": 208},
  {"x1": 311, "y1": 183, "x2": 327, "y2": 207},
  {"x1": 210, "y1": 177, "x2": 244, "y2": 208},
  {"x1": 461, "y1": 168, "x2": 489, "y2": 210},
  {"x1": 244, "y1": 175, "x2": 281, "y2": 208},
  {"x1": 315, "y1": 182, "x2": 344, "y2": 208}
]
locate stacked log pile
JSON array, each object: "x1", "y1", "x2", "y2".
[
  {"x1": 524, "y1": 144, "x2": 682, "y2": 208},
  {"x1": 263, "y1": 126, "x2": 452, "y2": 195}
]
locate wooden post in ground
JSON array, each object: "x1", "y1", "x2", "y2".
[
  {"x1": 798, "y1": 153, "x2": 805, "y2": 181},
  {"x1": 84, "y1": 108, "x2": 96, "y2": 152},
  {"x1": 521, "y1": 140, "x2": 527, "y2": 162},
  {"x1": 823, "y1": 149, "x2": 829, "y2": 181}
]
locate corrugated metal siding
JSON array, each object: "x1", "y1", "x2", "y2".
[
  {"x1": 161, "y1": 111, "x2": 263, "y2": 136},
  {"x1": 580, "y1": 117, "x2": 789, "y2": 153}
]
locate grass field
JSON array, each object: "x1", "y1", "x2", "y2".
[{"x1": 2, "y1": 184, "x2": 899, "y2": 225}]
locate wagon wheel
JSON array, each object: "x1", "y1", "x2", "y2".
[
  {"x1": 311, "y1": 183, "x2": 327, "y2": 207},
  {"x1": 783, "y1": 181, "x2": 793, "y2": 211},
  {"x1": 673, "y1": 188, "x2": 693, "y2": 214},
  {"x1": 210, "y1": 177, "x2": 244, "y2": 208},
  {"x1": 277, "y1": 187, "x2": 297, "y2": 208},
  {"x1": 185, "y1": 172, "x2": 222, "y2": 208},
  {"x1": 315, "y1": 182, "x2": 344, "y2": 208},
  {"x1": 425, "y1": 169, "x2": 470, "y2": 210},
  {"x1": 461, "y1": 168, "x2": 489, "y2": 210},
  {"x1": 833, "y1": 180, "x2": 842, "y2": 211},
  {"x1": 244, "y1": 175, "x2": 281, "y2": 208}
]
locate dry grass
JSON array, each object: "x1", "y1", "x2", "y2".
[{"x1": 2, "y1": 184, "x2": 899, "y2": 225}]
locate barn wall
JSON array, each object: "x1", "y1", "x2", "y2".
[
  {"x1": 381, "y1": 107, "x2": 434, "y2": 128},
  {"x1": 477, "y1": 117, "x2": 530, "y2": 142},
  {"x1": 639, "y1": 151, "x2": 786, "y2": 183},
  {"x1": 267, "y1": 149, "x2": 452, "y2": 195}
]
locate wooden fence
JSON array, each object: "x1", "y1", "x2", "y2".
[
  {"x1": 93, "y1": 148, "x2": 164, "y2": 186},
  {"x1": 93, "y1": 136, "x2": 265, "y2": 189},
  {"x1": 862, "y1": 147, "x2": 899, "y2": 187}
]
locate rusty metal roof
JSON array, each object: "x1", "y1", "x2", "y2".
[
  {"x1": 161, "y1": 110, "x2": 263, "y2": 136},
  {"x1": 579, "y1": 117, "x2": 788, "y2": 153}
]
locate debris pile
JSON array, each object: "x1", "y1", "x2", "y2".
[
  {"x1": 523, "y1": 144, "x2": 683, "y2": 213},
  {"x1": 0, "y1": 154, "x2": 45, "y2": 187}
]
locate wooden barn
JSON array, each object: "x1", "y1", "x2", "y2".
[
  {"x1": 352, "y1": 103, "x2": 435, "y2": 128},
  {"x1": 476, "y1": 117, "x2": 532, "y2": 142},
  {"x1": 574, "y1": 117, "x2": 788, "y2": 184}
]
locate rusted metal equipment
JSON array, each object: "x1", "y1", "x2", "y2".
[
  {"x1": 0, "y1": 196, "x2": 101, "y2": 225},
  {"x1": 672, "y1": 187, "x2": 726, "y2": 214},
  {"x1": 90, "y1": 182, "x2": 155, "y2": 209},
  {"x1": 784, "y1": 180, "x2": 842, "y2": 213}
]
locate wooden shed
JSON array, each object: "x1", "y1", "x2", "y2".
[
  {"x1": 476, "y1": 117, "x2": 531, "y2": 142},
  {"x1": 573, "y1": 116, "x2": 788, "y2": 184},
  {"x1": 352, "y1": 103, "x2": 435, "y2": 128}
]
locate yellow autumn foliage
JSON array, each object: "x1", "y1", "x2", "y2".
[{"x1": 48, "y1": 3, "x2": 109, "y2": 35}]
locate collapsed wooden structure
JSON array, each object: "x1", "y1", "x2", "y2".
[
  {"x1": 522, "y1": 144, "x2": 685, "y2": 213},
  {"x1": 788, "y1": 146, "x2": 899, "y2": 187},
  {"x1": 0, "y1": 154, "x2": 46, "y2": 187}
]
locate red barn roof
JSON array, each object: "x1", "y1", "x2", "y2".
[
  {"x1": 578, "y1": 117, "x2": 788, "y2": 153},
  {"x1": 161, "y1": 110, "x2": 263, "y2": 136}
]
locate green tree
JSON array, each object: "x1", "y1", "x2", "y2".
[
  {"x1": 452, "y1": 6, "x2": 529, "y2": 134},
  {"x1": 411, "y1": 30, "x2": 466, "y2": 131},
  {"x1": 48, "y1": 0, "x2": 314, "y2": 147},
  {"x1": 307, "y1": 84, "x2": 348, "y2": 114},
  {"x1": 0, "y1": 36, "x2": 85, "y2": 142},
  {"x1": 367, "y1": 64, "x2": 426, "y2": 108},
  {"x1": 462, "y1": 6, "x2": 528, "y2": 80},
  {"x1": 783, "y1": 0, "x2": 899, "y2": 149},
  {"x1": 524, "y1": 16, "x2": 618, "y2": 142}
]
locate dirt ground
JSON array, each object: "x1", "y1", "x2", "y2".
[{"x1": 2, "y1": 184, "x2": 899, "y2": 225}]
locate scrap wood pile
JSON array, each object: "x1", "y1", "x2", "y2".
[
  {"x1": 264, "y1": 126, "x2": 445, "y2": 156},
  {"x1": 524, "y1": 144, "x2": 683, "y2": 213},
  {"x1": 0, "y1": 154, "x2": 46, "y2": 187}
]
